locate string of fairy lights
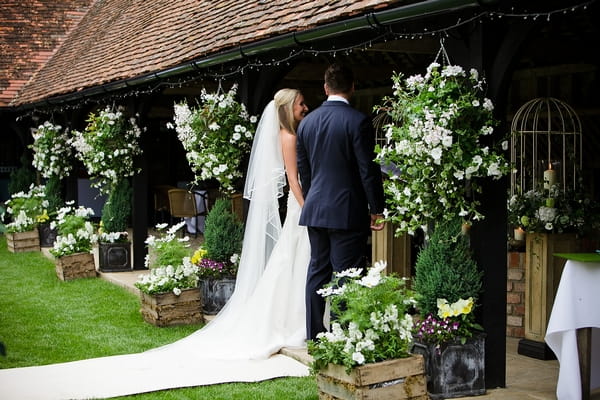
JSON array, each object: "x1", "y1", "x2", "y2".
[{"x1": 17, "y1": 0, "x2": 596, "y2": 119}]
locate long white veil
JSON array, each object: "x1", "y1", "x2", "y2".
[
  {"x1": 237, "y1": 99, "x2": 286, "y2": 298},
  {"x1": 145, "y1": 99, "x2": 288, "y2": 358}
]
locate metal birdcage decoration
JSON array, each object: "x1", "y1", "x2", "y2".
[{"x1": 510, "y1": 97, "x2": 582, "y2": 196}]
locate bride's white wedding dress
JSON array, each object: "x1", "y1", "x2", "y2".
[{"x1": 0, "y1": 101, "x2": 311, "y2": 400}]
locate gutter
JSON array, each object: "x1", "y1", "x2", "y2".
[{"x1": 15, "y1": 0, "x2": 497, "y2": 111}]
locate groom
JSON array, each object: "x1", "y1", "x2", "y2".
[{"x1": 297, "y1": 63, "x2": 385, "y2": 340}]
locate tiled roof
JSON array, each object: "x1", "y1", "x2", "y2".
[
  {"x1": 0, "y1": 0, "x2": 94, "y2": 107},
  {"x1": 7, "y1": 0, "x2": 409, "y2": 107}
]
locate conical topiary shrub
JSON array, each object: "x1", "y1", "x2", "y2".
[
  {"x1": 101, "y1": 178, "x2": 132, "y2": 234},
  {"x1": 203, "y1": 198, "x2": 243, "y2": 263},
  {"x1": 413, "y1": 218, "x2": 482, "y2": 316}
]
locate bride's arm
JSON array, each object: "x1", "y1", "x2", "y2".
[{"x1": 280, "y1": 129, "x2": 304, "y2": 207}]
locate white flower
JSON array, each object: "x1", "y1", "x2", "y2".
[
  {"x1": 352, "y1": 351, "x2": 365, "y2": 365},
  {"x1": 374, "y1": 62, "x2": 508, "y2": 234},
  {"x1": 173, "y1": 287, "x2": 182, "y2": 296}
]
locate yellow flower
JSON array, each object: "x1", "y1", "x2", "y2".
[
  {"x1": 36, "y1": 210, "x2": 49, "y2": 223},
  {"x1": 451, "y1": 297, "x2": 474, "y2": 316},
  {"x1": 436, "y1": 298, "x2": 452, "y2": 319},
  {"x1": 437, "y1": 297, "x2": 474, "y2": 318},
  {"x1": 191, "y1": 248, "x2": 207, "y2": 264}
]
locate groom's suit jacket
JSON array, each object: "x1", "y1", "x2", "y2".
[{"x1": 297, "y1": 100, "x2": 385, "y2": 231}]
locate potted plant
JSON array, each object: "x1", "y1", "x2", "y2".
[
  {"x1": 193, "y1": 197, "x2": 243, "y2": 315},
  {"x1": 374, "y1": 62, "x2": 509, "y2": 237},
  {"x1": 307, "y1": 261, "x2": 428, "y2": 399},
  {"x1": 170, "y1": 83, "x2": 257, "y2": 194},
  {"x1": 72, "y1": 105, "x2": 143, "y2": 272},
  {"x1": 36, "y1": 176, "x2": 64, "y2": 247},
  {"x1": 4, "y1": 184, "x2": 47, "y2": 252},
  {"x1": 97, "y1": 179, "x2": 133, "y2": 271},
  {"x1": 49, "y1": 202, "x2": 98, "y2": 281},
  {"x1": 411, "y1": 217, "x2": 485, "y2": 399},
  {"x1": 29, "y1": 120, "x2": 73, "y2": 247},
  {"x1": 135, "y1": 221, "x2": 202, "y2": 326}
]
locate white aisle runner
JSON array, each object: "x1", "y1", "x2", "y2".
[{"x1": 0, "y1": 351, "x2": 308, "y2": 399}]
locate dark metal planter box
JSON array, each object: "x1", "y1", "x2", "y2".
[
  {"x1": 38, "y1": 223, "x2": 57, "y2": 248},
  {"x1": 98, "y1": 241, "x2": 132, "y2": 272},
  {"x1": 412, "y1": 334, "x2": 486, "y2": 399},
  {"x1": 198, "y1": 278, "x2": 235, "y2": 315}
]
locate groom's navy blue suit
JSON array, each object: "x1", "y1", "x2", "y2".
[{"x1": 297, "y1": 99, "x2": 385, "y2": 340}]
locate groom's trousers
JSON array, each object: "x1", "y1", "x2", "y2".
[{"x1": 305, "y1": 226, "x2": 368, "y2": 340}]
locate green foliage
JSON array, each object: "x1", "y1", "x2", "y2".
[
  {"x1": 203, "y1": 198, "x2": 243, "y2": 263},
  {"x1": 0, "y1": 203, "x2": 6, "y2": 234},
  {"x1": 44, "y1": 175, "x2": 63, "y2": 217},
  {"x1": 172, "y1": 84, "x2": 256, "y2": 193},
  {"x1": 145, "y1": 222, "x2": 192, "y2": 269},
  {"x1": 29, "y1": 120, "x2": 73, "y2": 179},
  {"x1": 307, "y1": 262, "x2": 416, "y2": 374},
  {"x1": 8, "y1": 153, "x2": 36, "y2": 195},
  {"x1": 374, "y1": 63, "x2": 509, "y2": 236},
  {"x1": 413, "y1": 218, "x2": 482, "y2": 317},
  {"x1": 72, "y1": 105, "x2": 143, "y2": 195},
  {"x1": 5, "y1": 184, "x2": 47, "y2": 232},
  {"x1": 101, "y1": 179, "x2": 132, "y2": 233},
  {"x1": 49, "y1": 204, "x2": 96, "y2": 257}
]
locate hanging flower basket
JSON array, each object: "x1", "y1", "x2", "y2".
[
  {"x1": 170, "y1": 84, "x2": 257, "y2": 193},
  {"x1": 374, "y1": 62, "x2": 509, "y2": 236}
]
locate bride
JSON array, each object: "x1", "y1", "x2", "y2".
[{"x1": 0, "y1": 89, "x2": 312, "y2": 399}]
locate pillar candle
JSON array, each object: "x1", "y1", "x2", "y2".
[
  {"x1": 514, "y1": 227, "x2": 525, "y2": 241},
  {"x1": 543, "y1": 166, "x2": 557, "y2": 189}
]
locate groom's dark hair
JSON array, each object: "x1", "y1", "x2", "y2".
[{"x1": 324, "y1": 63, "x2": 354, "y2": 94}]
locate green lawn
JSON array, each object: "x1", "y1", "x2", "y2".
[{"x1": 0, "y1": 236, "x2": 317, "y2": 399}]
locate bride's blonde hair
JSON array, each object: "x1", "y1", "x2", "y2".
[{"x1": 274, "y1": 88, "x2": 301, "y2": 135}]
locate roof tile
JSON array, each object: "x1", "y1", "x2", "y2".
[{"x1": 6, "y1": 0, "x2": 408, "y2": 106}]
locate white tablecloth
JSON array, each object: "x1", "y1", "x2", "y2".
[
  {"x1": 545, "y1": 260, "x2": 600, "y2": 400},
  {"x1": 185, "y1": 190, "x2": 207, "y2": 234}
]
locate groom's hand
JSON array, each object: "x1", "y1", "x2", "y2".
[{"x1": 370, "y1": 214, "x2": 385, "y2": 231}]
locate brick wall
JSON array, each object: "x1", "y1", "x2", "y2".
[{"x1": 506, "y1": 251, "x2": 525, "y2": 338}]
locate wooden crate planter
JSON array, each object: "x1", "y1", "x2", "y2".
[
  {"x1": 140, "y1": 288, "x2": 202, "y2": 327},
  {"x1": 6, "y1": 229, "x2": 40, "y2": 253},
  {"x1": 317, "y1": 355, "x2": 428, "y2": 400},
  {"x1": 55, "y1": 252, "x2": 97, "y2": 281}
]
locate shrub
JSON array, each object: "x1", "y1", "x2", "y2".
[
  {"x1": 202, "y1": 198, "x2": 243, "y2": 263},
  {"x1": 44, "y1": 175, "x2": 63, "y2": 218},
  {"x1": 8, "y1": 153, "x2": 36, "y2": 195},
  {"x1": 412, "y1": 218, "x2": 482, "y2": 317},
  {"x1": 101, "y1": 179, "x2": 132, "y2": 235}
]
